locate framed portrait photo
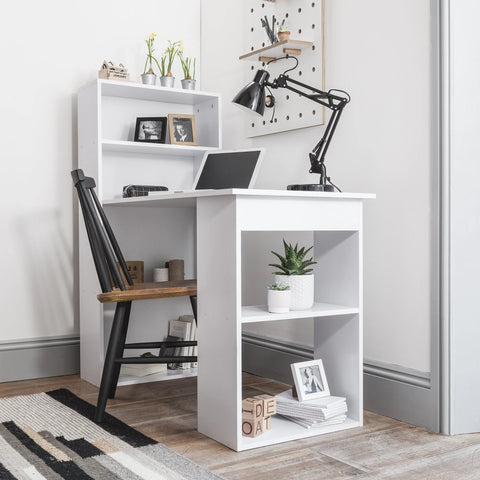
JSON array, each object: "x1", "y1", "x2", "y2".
[
  {"x1": 168, "y1": 114, "x2": 197, "y2": 146},
  {"x1": 134, "y1": 117, "x2": 167, "y2": 143},
  {"x1": 291, "y1": 359, "x2": 330, "y2": 402}
]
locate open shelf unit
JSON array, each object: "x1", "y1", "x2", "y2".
[
  {"x1": 78, "y1": 79, "x2": 222, "y2": 202},
  {"x1": 195, "y1": 191, "x2": 371, "y2": 451},
  {"x1": 77, "y1": 80, "x2": 222, "y2": 387}
]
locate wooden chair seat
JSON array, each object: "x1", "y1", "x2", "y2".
[{"x1": 97, "y1": 279, "x2": 197, "y2": 303}]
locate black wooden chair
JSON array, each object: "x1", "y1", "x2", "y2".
[{"x1": 72, "y1": 169, "x2": 197, "y2": 423}]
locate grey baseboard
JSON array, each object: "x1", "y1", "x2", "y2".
[
  {"x1": 242, "y1": 332, "x2": 437, "y2": 431},
  {"x1": 0, "y1": 335, "x2": 80, "y2": 383}
]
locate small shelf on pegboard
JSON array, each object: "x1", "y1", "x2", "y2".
[{"x1": 239, "y1": 39, "x2": 314, "y2": 62}]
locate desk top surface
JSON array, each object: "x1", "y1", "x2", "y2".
[{"x1": 103, "y1": 189, "x2": 375, "y2": 207}]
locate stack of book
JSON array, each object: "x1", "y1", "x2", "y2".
[
  {"x1": 275, "y1": 389, "x2": 348, "y2": 429},
  {"x1": 166, "y1": 315, "x2": 197, "y2": 370}
]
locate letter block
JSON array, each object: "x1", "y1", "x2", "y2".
[
  {"x1": 253, "y1": 394, "x2": 277, "y2": 416},
  {"x1": 242, "y1": 418, "x2": 264, "y2": 438},
  {"x1": 242, "y1": 398, "x2": 263, "y2": 419},
  {"x1": 242, "y1": 394, "x2": 276, "y2": 437}
]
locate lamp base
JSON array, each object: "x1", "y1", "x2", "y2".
[{"x1": 287, "y1": 184, "x2": 335, "y2": 192}]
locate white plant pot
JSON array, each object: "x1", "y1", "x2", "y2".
[
  {"x1": 274, "y1": 274, "x2": 314, "y2": 310},
  {"x1": 267, "y1": 289, "x2": 291, "y2": 313}
]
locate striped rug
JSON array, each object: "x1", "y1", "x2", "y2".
[{"x1": 0, "y1": 389, "x2": 222, "y2": 479}]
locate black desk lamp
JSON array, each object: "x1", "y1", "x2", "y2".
[{"x1": 233, "y1": 56, "x2": 350, "y2": 191}]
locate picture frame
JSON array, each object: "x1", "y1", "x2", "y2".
[
  {"x1": 134, "y1": 117, "x2": 167, "y2": 143},
  {"x1": 168, "y1": 114, "x2": 197, "y2": 146},
  {"x1": 291, "y1": 359, "x2": 330, "y2": 402}
]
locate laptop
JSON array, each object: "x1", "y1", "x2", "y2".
[{"x1": 149, "y1": 148, "x2": 265, "y2": 195}]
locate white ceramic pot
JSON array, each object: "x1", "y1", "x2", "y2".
[
  {"x1": 274, "y1": 274, "x2": 314, "y2": 310},
  {"x1": 267, "y1": 289, "x2": 291, "y2": 313}
]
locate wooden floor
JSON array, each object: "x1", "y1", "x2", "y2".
[{"x1": 1, "y1": 375, "x2": 480, "y2": 480}]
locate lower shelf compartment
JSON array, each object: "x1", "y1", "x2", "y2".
[
  {"x1": 238, "y1": 415, "x2": 362, "y2": 451},
  {"x1": 117, "y1": 367, "x2": 197, "y2": 386}
]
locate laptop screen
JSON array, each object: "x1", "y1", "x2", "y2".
[{"x1": 194, "y1": 149, "x2": 264, "y2": 190}]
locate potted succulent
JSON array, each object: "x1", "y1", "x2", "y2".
[
  {"x1": 141, "y1": 32, "x2": 161, "y2": 85},
  {"x1": 269, "y1": 240, "x2": 317, "y2": 310},
  {"x1": 277, "y1": 24, "x2": 291, "y2": 42},
  {"x1": 180, "y1": 53, "x2": 196, "y2": 90},
  {"x1": 267, "y1": 283, "x2": 291, "y2": 313},
  {"x1": 159, "y1": 40, "x2": 182, "y2": 88}
]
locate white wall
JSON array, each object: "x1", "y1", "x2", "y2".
[
  {"x1": 0, "y1": 0, "x2": 200, "y2": 341},
  {"x1": 202, "y1": 0, "x2": 435, "y2": 372}
]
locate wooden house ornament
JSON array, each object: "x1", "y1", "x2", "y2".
[{"x1": 98, "y1": 60, "x2": 130, "y2": 81}]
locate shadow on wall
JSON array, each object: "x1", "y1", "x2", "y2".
[{"x1": 15, "y1": 210, "x2": 74, "y2": 335}]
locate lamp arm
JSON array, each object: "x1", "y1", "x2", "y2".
[
  {"x1": 309, "y1": 107, "x2": 344, "y2": 174},
  {"x1": 266, "y1": 74, "x2": 350, "y2": 186},
  {"x1": 268, "y1": 74, "x2": 350, "y2": 108}
]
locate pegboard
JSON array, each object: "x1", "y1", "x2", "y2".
[{"x1": 241, "y1": 0, "x2": 325, "y2": 137}]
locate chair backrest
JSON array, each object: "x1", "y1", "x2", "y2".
[{"x1": 72, "y1": 169, "x2": 133, "y2": 293}]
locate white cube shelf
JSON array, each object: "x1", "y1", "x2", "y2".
[{"x1": 195, "y1": 190, "x2": 373, "y2": 451}]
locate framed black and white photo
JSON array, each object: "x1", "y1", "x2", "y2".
[
  {"x1": 134, "y1": 117, "x2": 167, "y2": 143},
  {"x1": 291, "y1": 359, "x2": 330, "y2": 402},
  {"x1": 168, "y1": 114, "x2": 197, "y2": 146}
]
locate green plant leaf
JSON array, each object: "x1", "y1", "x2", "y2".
[{"x1": 268, "y1": 263, "x2": 290, "y2": 275}]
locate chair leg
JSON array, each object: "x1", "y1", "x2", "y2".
[
  {"x1": 95, "y1": 302, "x2": 129, "y2": 423},
  {"x1": 108, "y1": 301, "x2": 131, "y2": 399}
]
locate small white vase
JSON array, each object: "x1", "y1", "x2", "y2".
[
  {"x1": 274, "y1": 274, "x2": 314, "y2": 310},
  {"x1": 267, "y1": 289, "x2": 291, "y2": 313}
]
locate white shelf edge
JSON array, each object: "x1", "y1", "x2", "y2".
[
  {"x1": 102, "y1": 139, "x2": 219, "y2": 156},
  {"x1": 96, "y1": 79, "x2": 221, "y2": 104},
  {"x1": 101, "y1": 190, "x2": 375, "y2": 207},
  {"x1": 117, "y1": 367, "x2": 197, "y2": 386},
  {"x1": 238, "y1": 416, "x2": 361, "y2": 451},
  {"x1": 241, "y1": 302, "x2": 359, "y2": 323}
]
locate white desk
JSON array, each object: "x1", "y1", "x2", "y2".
[{"x1": 104, "y1": 188, "x2": 374, "y2": 451}]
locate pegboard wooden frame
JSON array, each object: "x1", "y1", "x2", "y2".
[{"x1": 241, "y1": 0, "x2": 325, "y2": 137}]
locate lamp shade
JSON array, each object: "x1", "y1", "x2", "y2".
[{"x1": 232, "y1": 70, "x2": 270, "y2": 116}]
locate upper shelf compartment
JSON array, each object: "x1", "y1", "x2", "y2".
[
  {"x1": 99, "y1": 79, "x2": 220, "y2": 105},
  {"x1": 239, "y1": 39, "x2": 314, "y2": 61}
]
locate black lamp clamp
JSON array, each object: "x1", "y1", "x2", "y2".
[{"x1": 233, "y1": 56, "x2": 351, "y2": 192}]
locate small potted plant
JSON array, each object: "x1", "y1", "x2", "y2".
[
  {"x1": 269, "y1": 240, "x2": 317, "y2": 310},
  {"x1": 159, "y1": 40, "x2": 182, "y2": 88},
  {"x1": 180, "y1": 53, "x2": 196, "y2": 90},
  {"x1": 141, "y1": 32, "x2": 161, "y2": 85},
  {"x1": 267, "y1": 283, "x2": 291, "y2": 313},
  {"x1": 277, "y1": 23, "x2": 291, "y2": 42}
]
